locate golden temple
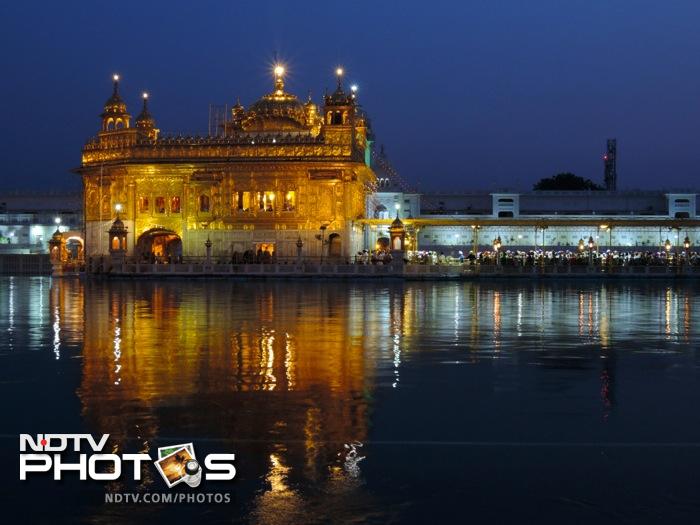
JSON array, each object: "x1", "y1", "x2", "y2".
[{"x1": 77, "y1": 66, "x2": 376, "y2": 262}]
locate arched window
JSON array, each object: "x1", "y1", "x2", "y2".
[
  {"x1": 139, "y1": 196, "x2": 149, "y2": 213},
  {"x1": 171, "y1": 196, "x2": 181, "y2": 213},
  {"x1": 155, "y1": 196, "x2": 165, "y2": 214},
  {"x1": 199, "y1": 194, "x2": 210, "y2": 213},
  {"x1": 111, "y1": 236, "x2": 120, "y2": 251}
]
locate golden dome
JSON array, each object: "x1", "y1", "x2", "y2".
[
  {"x1": 135, "y1": 93, "x2": 155, "y2": 129},
  {"x1": 102, "y1": 75, "x2": 128, "y2": 117},
  {"x1": 241, "y1": 68, "x2": 309, "y2": 132}
]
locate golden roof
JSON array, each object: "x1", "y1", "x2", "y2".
[{"x1": 241, "y1": 68, "x2": 308, "y2": 132}]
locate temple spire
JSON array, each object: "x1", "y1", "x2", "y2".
[
  {"x1": 273, "y1": 65, "x2": 285, "y2": 94},
  {"x1": 335, "y1": 67, "x2": 344, "y2": 91}
]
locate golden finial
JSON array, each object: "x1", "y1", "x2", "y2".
[
  {"x1": 335, "y1": 67, "x2": 344, "y2": 90},
  {"x1": 273, "y1": 64, "x2": 285, "y2": 94}
]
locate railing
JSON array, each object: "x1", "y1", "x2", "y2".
[{"x1": 85, "y1": 257, "x2": 700, "y2": 279}]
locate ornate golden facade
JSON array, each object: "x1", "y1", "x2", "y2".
[{"x1": 78, "y1": 68, "x2": 376, "y2": 262}]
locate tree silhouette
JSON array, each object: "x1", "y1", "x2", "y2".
[{"x1": 533, "y1": 172, "x2": 603, "y2": 191}]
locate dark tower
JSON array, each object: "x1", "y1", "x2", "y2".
[{"x1": 603, "y1": 139, "x2": 617, "y2": 191}]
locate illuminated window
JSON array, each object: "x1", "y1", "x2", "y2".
[
  {"x1": 258, "y1": 191, "x2": 275, "y2": 212},
  {"x1": 111, "y1": 236, "x2": 120, "y2": 250},
  {"x1": 199, "y1": 194, "x2": 210, "y2": 213},
  {"x1": 236, "y1": 191, "x2": 252, "y2": 211},
  {"x1": 139, "y1": 196, "x2": 149, "y2": 213},
  {"x1": 171, "y1": 196, "x2": 181, "y2": 213},
  {"x1": 283, "y1": 191, "x2": 296, "y2": 211},
  {"x1": 155, "y1": 196, "x2": 165, "y2": 214}
]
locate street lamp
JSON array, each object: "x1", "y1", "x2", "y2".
[
  {"x1": 664, "y1": 238, "x2": 672, "y2": 262},
  {"x1": 471, "y1": 224, "x2": 480, "y2": 253},
  {"x1": 578, "y1": 238, "x2": 584, "y2": 252},
  {"x1": 588, "y1": 236, "x2": 595, "y2": 266},
  {"x1": 493, "y1": 235, "x2": 502, "y2": 266},
  {"x1": 684, "y1": 236, "x2": 691, "y2": 265}
]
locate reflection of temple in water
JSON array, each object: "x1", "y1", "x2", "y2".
[
  {"x1": 75, "y1": 280, "x2": 384, "y2": 517},
  {"x1": 36, "y1": 278, "x2": 699, "y2": 520}
]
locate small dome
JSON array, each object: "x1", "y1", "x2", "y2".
[
  {"x1": 102, "y1": 78, "x2": 127, "y2": 116},
  {"x1": 391, "y1": 216, "x2": 404, "y2": 229},
  {"x1": 324, "y1": 85, "x2": 354, "y2": 107},
  {"x1": 109, "y1": 217, "x2": 126, "y2": 232},
  {"x1": 135, "y1": 95, "x2": 155, "y2": 129}
]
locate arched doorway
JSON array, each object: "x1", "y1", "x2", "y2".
[
  {"x1": 136, "y1": 228, "x2": 182, "y2": 262},
  {"x1": 328, "y1": 233, "x2": 342, "y2": 258},
  {"x1": 65, "y1": 236, "x2": 84, "y2": 261}
]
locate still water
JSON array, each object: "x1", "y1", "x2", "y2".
[{"x1": 2, "y1": 277, "x2": 700, "y2": 524}]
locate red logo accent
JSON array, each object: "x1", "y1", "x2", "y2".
[{"x1": 40, "y1": 439, "x2": 47, "y2": 447}]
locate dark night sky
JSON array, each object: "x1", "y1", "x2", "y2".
[{"x1": 1, "y1": 0, "x2": 700, "y2": 192}]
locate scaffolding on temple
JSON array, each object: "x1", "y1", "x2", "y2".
[{"x1": 208, "y1": 104, "x2": 228, "y2": 137}]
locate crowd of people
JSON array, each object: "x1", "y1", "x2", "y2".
[
  {"x1": 354, "y1": 249, "x2": 394, "y2": 265},
  {"x1": 404, "y1": 249, "x2": 700, "y2": 267}
]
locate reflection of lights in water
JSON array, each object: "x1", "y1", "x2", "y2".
[
  {"x1": 683, "y1": 295, "x2": 690, "y2": 341},
  {"x1": 391, "y1": 295, "x2": 402, "y2": 388},
  {"x1": 7, "y1": 277, "x2": 14, "y2": 348},
  {"x1": 250, "y1": 452, "x2": 303, "y2": 523},
  {"x1": 516, "y1": 292, "x2": 523, "y2": 337},
  {"x1": 454, "y1": 291, "x2": 460, "y2": 337},
  {"x1": 268, "y1": 453, "x2": 290, "y2": 493},
  {"x1": 261, "y1": 330, "x2": 276, "y2": 391},
  {"x1": 493, "y1": 291, "x2": 501, "y2": 350},
  {"x1": 665, "y1": 287, "x2": 672, "y2": 338},
  {"x1": 38, "y1": 278, "x2": 44, "y2": 315},
  {"x1": 113, "y1": 318, "x2": 122, "y2": 386},
  {"x1": 284, "y1": 332, "x2": 295, "y2": 390},
  {"x1": 392, "y1": 333, "x2": 400, "y2": 388},
  {"x1": 52, "y1": 306, "x2": 60, "y2": 360}
]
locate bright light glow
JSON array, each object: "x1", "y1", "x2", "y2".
[
  {"x1": 394, "y1": 203, "x2": 400, "y2": 210},
  {"x1": 336, "y1": 67, "x2": 344, "y2": 76},
  {"x1": 142, "y1": 92, "x2": 149, "y2": 99},
  {"x1": 115, "y1": 203, "x2": 123, "y2": 212},
  {"x1": 113, "y1": 74, "x2": 119, "y2": 82},
  {"x1": 54, "y1": 217, "x2": 61, "y2": 225},
  {"x1": 32, "y1": 225, "x2": 42, "y2": 235},
  {"x1": 274, "y1": 65, "x2": 285, "y2": 77},
  {"x1": 350, "y1": 84, "x2": 358, "y2": 93}
]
